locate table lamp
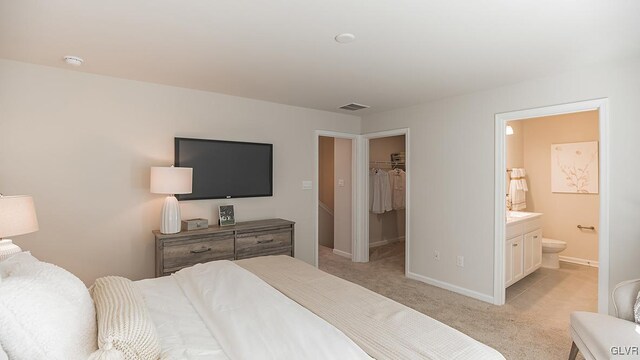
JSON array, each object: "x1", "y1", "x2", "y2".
[
  {"x1": 0, "y1": 195, "x2": 39, "y2": 260},
  {"x1": 150, "y1": 167, "x2": 193, "y2": 234}
]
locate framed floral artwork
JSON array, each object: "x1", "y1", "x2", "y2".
[{"x1": 551, "y1": 141, "x2": 599, "y2": 194}]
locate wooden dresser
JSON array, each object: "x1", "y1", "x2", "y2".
[{"x1": 154, "y1": 218, "x2": 294, "y2": 277}]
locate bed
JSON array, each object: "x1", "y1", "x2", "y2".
[{"x1": 0, "y1": 253, "x2": 505, "y2": 360}]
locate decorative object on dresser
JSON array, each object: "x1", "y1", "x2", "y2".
[
  {"x1": 218, "y1": 205, "x2": 235, "y2": 226},
  {"x1": 154, "y1": 218, "x2": 294, "y2": 277},
  {"x1": 0, "y1": 194, "x2": 39, "y2": 260},
  {"x1": 150, "y1": 166, "x2": 193, "y2": 235},
  {"x1": 181, "y1": 218, "x2": 208, "y2": 231}
]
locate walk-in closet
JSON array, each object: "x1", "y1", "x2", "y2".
[{"x1": 369, "y1": 135, "x2": 406, "y2": 266}]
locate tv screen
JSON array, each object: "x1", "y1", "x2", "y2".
[{"x1": 174, "y1": 138, "x2": 273, "y2": 200}]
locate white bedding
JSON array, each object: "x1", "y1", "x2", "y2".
[
  {"x1": 137, "y1": 260, "x2": 371, "y2": 360},
  {"x1": 136, "y1": 275, "x2": 229, "y2": 360}
]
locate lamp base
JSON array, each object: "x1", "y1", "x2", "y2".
[
  {"x1": 0, "y1": 239, "x2": 22, "y2": 261},
  {"x1": 160, "y1": 195, "x2": 181, "y2": 234}
]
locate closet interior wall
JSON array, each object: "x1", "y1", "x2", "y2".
[{"x1": 369, "y1": 135, "x2": 406, "y2": 247}]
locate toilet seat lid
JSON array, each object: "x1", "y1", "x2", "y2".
[{"x1": 542, "y1": 238, "x2": 566, "y2": 245}]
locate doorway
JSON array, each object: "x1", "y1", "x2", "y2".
[
  {"x1": 367, "y1": 135, "x2": 407, "y2": 272},
  {"x1": 494, "y1": 99, "x2": 609, "y2": 313},
  {"x1": 362, "y1": 128, "x2": 410, "y2": 275},
  {"x1": 314, "y1": 131, "x2": 358, "y2": 267}
]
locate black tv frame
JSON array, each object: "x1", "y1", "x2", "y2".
[{"x1": 174, "y1": 137, "x2": 273, "y2": 201}]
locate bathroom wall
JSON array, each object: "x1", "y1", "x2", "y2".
[
  {"x1": 318, "y1": 136, "x2": 335, "y2": 210},
  {"x1": 333, "y1": 138, "x2": 353, "y2": 256},
  {"x1": 506, "y1": 121, "x2": 524, "y2": 195},
  {"x1": 521, "y1": 111, "x2": 599, "y2": 264},
  {"x1": 369, "y1": 135, "x2": 406, "y2": 247},
  {"x1": 318, "y1": 136, "x2": 335, "y2": 248}
]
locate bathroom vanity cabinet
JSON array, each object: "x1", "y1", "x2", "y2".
[{"x1": 505, "y1": 213, "x2": 543, "y2": 287}]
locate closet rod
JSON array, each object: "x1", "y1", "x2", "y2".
[{"x1": 369, "y1": 160, "x2": 404, "y2": 164}]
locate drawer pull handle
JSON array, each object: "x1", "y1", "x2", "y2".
[
  {"x1": 191, "y1": 247, "x2": 212, "y2": 254},
  {"x1": 533, "y1": 236, "x2": 538, "y2": 239},
  {"x1": 577, "y1": 225, "x2": 595, "y2": 231},
  {"x1": 512, "y1": 244, "x2": 518, "y2": 247},
  {"x1": 257, "y1": 239, "x2": 274, "y2": 244}
]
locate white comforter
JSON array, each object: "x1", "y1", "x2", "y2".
[{"x1": 137, "y1": 260, "x2": 371, "y2": 360}]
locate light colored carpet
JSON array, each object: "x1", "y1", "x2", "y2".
[{"x1": 319, "y1": 242, "x2": 597, "y2": 360}]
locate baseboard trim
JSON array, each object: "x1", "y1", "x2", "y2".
[
  {"x1": 332, "y1": 249, "x2": 352, "y2": 259},
  {"x1": 369, "y1": 236, "x2": 405, "y2": 248},
  {"x1": 559, "y1": 255, "x2": 599, "y2": 268},
  {"x1": 406, "y1": 271, "x2": 494, "y2": 304}
]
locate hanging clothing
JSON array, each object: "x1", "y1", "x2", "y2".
[
  {"x1": 508, "y1": 168, "x2": 528, "y2": 211},
  {"x1": 370, "y1": 169, "x2": 392, "y2": 214},
  {"x1": 369, "y1": 168, "x2": 375, "y2": 212},
  {"x1": 388, "y1": 169, "x2": 406, "y2": 210}
]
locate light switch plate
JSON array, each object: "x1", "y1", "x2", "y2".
[
  {"x1": 337, "y1": 179, "x2": 345, "y2": 187},
  {"x1": 302, "y1": 180, "x2": 312, "y2": 190}
]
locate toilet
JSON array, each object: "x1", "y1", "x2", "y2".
[{"x1": 541, "y1": 238, "x2": 567, "y2": 269}]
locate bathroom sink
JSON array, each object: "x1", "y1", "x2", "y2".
[
  {"x1": 508, "y1": 211, "x2": 531, "y2": 218},
  {"x1": 506, "y1": 211, "x2": 543, "y2": 224}
]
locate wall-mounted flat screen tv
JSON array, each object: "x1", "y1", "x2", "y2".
[{"x1": 174, "y1": 137, "x2": 273, "y2": 200}]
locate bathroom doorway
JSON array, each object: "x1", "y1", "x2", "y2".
[{"x1": 494, "y1": 99, "x2": 610, "y2": 313}]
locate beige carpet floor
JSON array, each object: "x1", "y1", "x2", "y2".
[{"x1": 319, "y1": 242, "x2": 597, "y2": 360}]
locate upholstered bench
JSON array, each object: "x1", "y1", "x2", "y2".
[{"x1": 569, "y1": 279, "x2": 640, "y2": 360}]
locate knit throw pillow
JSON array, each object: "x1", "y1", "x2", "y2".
[
  {"x1": 635, "y1": 291, "x2": 640, "y2": 324},
  {"x1": 89, "y1": 276, "x2": 161, "y2": 360}
]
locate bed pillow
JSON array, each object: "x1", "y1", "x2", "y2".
[
  {"x1": 0, "y1": 251, "x2": 39, "y2": 279},
  {"x1": 0, "y1": 257, "x2": 97, "y2": 360},
  {"x1": 89, "y1": 276, "x2": 161, "y2": 360}
]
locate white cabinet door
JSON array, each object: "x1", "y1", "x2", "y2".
[
  {"x1": 511, "y1": 236, "x2": 524, "y2": 283},
  {"x1": 505, "y1": 235, "x2": 523, "y2": 287},
  {"x1": 505, "y1": 238, "x2": 513, "y2": 286},
  {"x1": 524, "y1": 229, "x2": 543, "y2": 275}
]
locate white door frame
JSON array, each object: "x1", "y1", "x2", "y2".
[
  {"x1": 314, "y1": 130, "x2": 359, "y2": 266},
  {"x1": 494, "y1": 99, "x2": 610, "y2": 313},
  {"x1": 357, "y1": 128, "x2": 410, "y2": 274}
]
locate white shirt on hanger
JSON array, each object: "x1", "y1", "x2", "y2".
[
  {"x1": 370, "y1": 169, "x2": 392, "y2": 214},
  {"x1": 388, "y1": 169, "x2": 406, "y2": 210}
]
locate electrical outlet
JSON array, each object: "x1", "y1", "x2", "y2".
[
  {"x1": 337, "y1": 179, "x2": 345, "y2": 187},
  {"x1": 456, "y1": 256, "x2": 464, "y2": 267},
  {"x1": 434, "y1": 251, "x2": 440, "y2": 261}
]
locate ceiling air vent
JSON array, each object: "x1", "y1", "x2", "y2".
[{"x1": 339, "y1": 103, "x2": 370, "y2": 111}]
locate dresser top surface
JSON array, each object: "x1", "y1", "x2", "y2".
[{"x1": 153, "y1": 218, "x2": 294, "y2": 239}]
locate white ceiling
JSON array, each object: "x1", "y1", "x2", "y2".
[{"x1": 1, "y1": 0, "x2": 639, "y2": 115}]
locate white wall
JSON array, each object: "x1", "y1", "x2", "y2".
[
  {"x1": 362, "y1": 59, "x2": 640, "y2": 310},
  {"x1": 333, "y1": 138, "x2": 352, "y2": 256},
  {"x1": 0, "y1": 59, "x2": 360, "y2": 284}
]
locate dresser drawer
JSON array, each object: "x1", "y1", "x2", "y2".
[
  {"x1": 236, "y1": 227, "x2": 292, "y2": 256},
  {"x1": 162, "y1": 235, "x2": 234, "y2": 273},
  {"x1": 235, "y1": 245, "x2": 292, "y2": 260}
]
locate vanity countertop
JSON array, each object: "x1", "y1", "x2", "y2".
[{"x1": 507, "y1": 211, "x2": 543, "y2": 225}]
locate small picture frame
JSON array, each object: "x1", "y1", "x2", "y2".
[{"x1": 218, "y1": 205, "x2": 235, "y2": 226}]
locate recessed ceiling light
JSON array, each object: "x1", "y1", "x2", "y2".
[
  {"x1": 335, "y1": 33, "x2": 356, "y2": 44},
  {"x1": 63, "y1": 56, "x2": 84, "y2": 66}
]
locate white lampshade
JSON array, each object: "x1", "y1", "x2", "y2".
[
  {"x1": 150, "y1": 167, "x2": 193, "y2": 195},
  {"x1": 0, "y1": 195, "x2": 39, "y2": 238}
]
